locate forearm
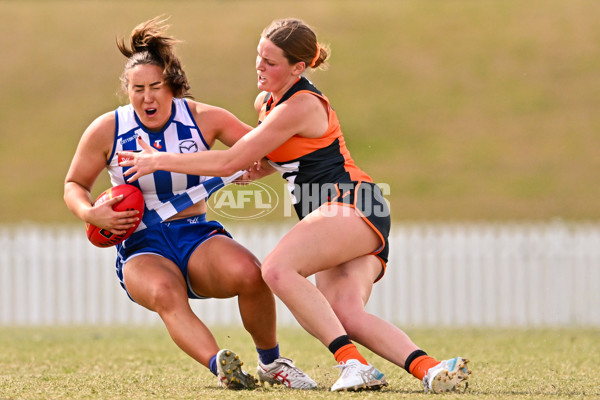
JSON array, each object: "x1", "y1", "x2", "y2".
[
  {"x1": 157, "y1": 149, "x2": 246, "y2": 177},
  {"x1": 64, "y1": 181, "x2": 94, "y2": 222}
]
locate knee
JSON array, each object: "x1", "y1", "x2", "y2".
[
  {"x1": 143, "y1": 278, "x2": 185, "y2": 313},
  {"x1": 260, "y1": 258, "x2": 285, "y2": 293},
  {"x1": 237, "y1": 257, "x2": 268, "y2": 292}
]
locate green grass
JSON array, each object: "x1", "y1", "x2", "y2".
[
  {"x1": 1, "y1": 326, "x2": 599, "y2": 399},
  {"x1": 2, "y1": 0, "x2": 600, "y2": 224}
]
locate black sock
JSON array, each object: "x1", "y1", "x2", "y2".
[
  {"x1": 404, "y1": 349, "x2": 428, "y2": 372},
  {"x1": 327, "y1": 335, "x2": 352, "y2": 355}
]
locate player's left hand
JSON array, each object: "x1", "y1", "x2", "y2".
[
  {"x1": 234, "y1": 160, "x2": 261, "y2": 185},
  {"x1": 118, "y1": 136, "x2": 160, "y2": 182}
]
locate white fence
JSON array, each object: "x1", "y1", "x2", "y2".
[{"x1": 1, "y1": 222, "x2": 599, "y2": 327}]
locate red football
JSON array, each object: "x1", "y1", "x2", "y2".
[{"x1": 86, "y1": 184, "x2": 145, "y2": 248}]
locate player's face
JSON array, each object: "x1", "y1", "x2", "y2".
[
  {"x1": 256, "y1": 37, "x2": 303, "y2": 100},
  {"x1": 126, "y1": 64, "x2": 174, "y2": 131}
]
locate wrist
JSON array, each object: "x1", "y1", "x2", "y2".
[
  {"x1": 155, "y1": 151, "x2": 169, "y2": 172},
  {"x1": 79, "y1": 203, "x2": 95, "y2": 223}
]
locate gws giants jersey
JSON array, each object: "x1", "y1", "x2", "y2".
[
  {"x1": 107, "y1": 98, "x2": 210, "y2": 227},
  {"x1": 259, "y1": 76, "x2": 372, "y2": 218}
]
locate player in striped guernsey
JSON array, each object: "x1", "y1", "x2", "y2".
[
  {"x1": 119, "y1": 18, "x2": 471, "y2": 393},
  {"x1": 64, "y1": 16, "x2": 316, "y2": 390}
]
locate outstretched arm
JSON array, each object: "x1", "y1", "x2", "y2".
[
  {"x1": 119, "y1": 93, "x2": 328, "y2": 181},
  {"x1": 119, "y1": 135, "x2": 254, "y2": 182}
]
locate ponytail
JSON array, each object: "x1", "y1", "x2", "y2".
[{"x1": 117, "y1": 16, "x2": 191, "y2": 98}]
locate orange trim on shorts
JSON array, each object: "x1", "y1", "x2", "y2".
[
  {"x1": 354, "y1": 181, "x2": 387, "y2": 281},
  {"x1": 328, "y1": 183, "x2": 342, "y2": 203},
  {"x1": 320, "y1": 185, "x2": 387, "y2": 282}
]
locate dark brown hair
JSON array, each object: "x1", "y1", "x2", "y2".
[
  {"x1": 116, "y1": 16, "x2": 191, "y2": 98},
  {"x1": 262, "y1": 18, "x2": 329, "y2": 69}
]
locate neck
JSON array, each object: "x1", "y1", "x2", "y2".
[{"x1": 271, "y1": 76, "x2": 301, "y2": 103}]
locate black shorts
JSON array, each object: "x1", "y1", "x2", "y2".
[{"x1": 293, "y1": 181, "x2": 390, "y2": 280}]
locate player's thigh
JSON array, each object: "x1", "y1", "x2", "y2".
[
  {"x1": 187, "y1": 235, "x2": 263, "y2": 298},
  {"x1": 265, "y1": 206, "x2": 382, "y2": 277},
  {"x1": 122, "y1": 254, "x2": 188, "y2": 309},
  {"x1": 316, "y1": 254, "x2": 381, "y2": 311}
]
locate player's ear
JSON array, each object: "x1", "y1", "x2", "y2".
[{"x1": 292, "y1": 61, "x2": 305, "y2": 76}]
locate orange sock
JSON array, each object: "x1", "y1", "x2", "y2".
[
  {"x1": 409, "y1": 355, "x2": 440, "y2": 380},
  {"x1": 334, "y1": 343, "x2": 368, "y2": 365}
]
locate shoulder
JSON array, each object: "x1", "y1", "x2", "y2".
[
  {"x1": 254, "y1": 91, "x2": 270, "y2": 112},
  {"x1": 186, "y1": 99, "x2": 236, "y2": 125},
  {"x1": 77, "y1": 111, "x2": 117, "y2": 154},
  {"x1": 183, "y1": 99, "x2": 249, "y2": 146},
  {"x1": 184, "y1": 99, "x2": 228, "y2": 119},
  {"x1": 266, "y1": 92, "x2": 329, "y2": 139},
  {"x1": 282, "y1": 91, "x2": 327, "y2": 114},
  {"x1": 85, "y1": 111, "x2": 116, "y2": 137}
]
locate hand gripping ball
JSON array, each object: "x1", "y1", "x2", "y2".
[{"x1": 86, "y1": 184, "x2": 144, "y2": 247}]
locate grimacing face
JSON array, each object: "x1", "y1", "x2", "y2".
[
  {"x1": 256, "y1": 37, "x2": 303, "y2": 100},
  {"x1": 126, "y1": 63, "x2": 174, "y2": 132}
]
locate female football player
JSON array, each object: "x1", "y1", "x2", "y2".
[
  {"x1": 64, "y1": 16, "x2": 316, "y2": 390},
  {"x1": 119, "y1": 18, "x2": 470, "y2": 393}
]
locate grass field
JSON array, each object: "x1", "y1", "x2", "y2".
[
  {"x1": 1, "y1": 0, "x2": 600, "y2": 223},
  {"x1": 1, "y1": 326, "x2": 599, "y2": 399},
  {"x1": 2, "y1": 3, "x2": 598, "y2": 398}
]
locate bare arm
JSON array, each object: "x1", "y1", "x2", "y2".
[
  {"x1": 64, "y1": 112, "x2": 139, "y2": 234},
  {"x1": 186, "y1": 100, "x2": 253, "y2": 148},
  {"x1": 119, "y1": 92, "x2": 329, "y2": 181}
]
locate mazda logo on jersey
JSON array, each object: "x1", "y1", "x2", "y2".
[{"x1": 179, "y1": 140, "x2": 199, "y2": 153}]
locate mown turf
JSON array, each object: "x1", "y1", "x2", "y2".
[{"x1": 1, "y1": 326, "x2": 598, "y2": 399}]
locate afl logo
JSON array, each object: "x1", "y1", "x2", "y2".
[
  {"x1": 179, "y1": 140, "x2": 199, "y2": 153},
  {"x1": 207, "y1": 181, "x2": 279, "y2": 220}
]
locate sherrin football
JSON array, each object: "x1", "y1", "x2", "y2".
[{"x1": 86, "y1": 184, "x2": 144, "y2": 248}]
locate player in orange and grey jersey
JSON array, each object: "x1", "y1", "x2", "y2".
[
  {"x1": 260, "y1": 76, "x2": 390, "y2": 270},
  {"x1": 119, "y1": 18, "x2": 470, "y2": 393}
]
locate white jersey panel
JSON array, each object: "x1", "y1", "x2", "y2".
[{"x1": 106, "y1": 98, "x2": 210, "y2": 213}]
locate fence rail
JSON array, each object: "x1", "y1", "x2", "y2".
[{"x1": 1, "y1": 222, "x2": 599, "y2": 327}]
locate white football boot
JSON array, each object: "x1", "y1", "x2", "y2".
[
  {"x1": 257, "y1": 357, "x2": 317, "y2": 389},
  {"x1": 330, "y1": 359, "x2": 388, "y2": 391},
  {"x1": 423, "y1": 357, "x2": 471, "y2": 393}
]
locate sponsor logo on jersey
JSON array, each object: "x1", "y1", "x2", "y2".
[
  {"x1": 120, "y1": 133, "x2": 139, "y2": 145},
  {"x1": 179, "y1": 139, "x2": 199, "y2": 153},
  {"x1": 187, "y1": 216, "x2": 202, "y2": 224}
]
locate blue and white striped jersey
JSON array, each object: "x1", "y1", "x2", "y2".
[{"x1": 106, "y1": 98, "x2": 212, "y2": 230}]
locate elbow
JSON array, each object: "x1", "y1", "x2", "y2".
[
  {"x1": 220, "y1": 155, "x2": 249, "y2": 176},
  {"x1": 63, "y1": 181, "x2": 75, "y2": 204},
  {"x1": 220, "y1": 161, "x2": 243, "y2": 177}
]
